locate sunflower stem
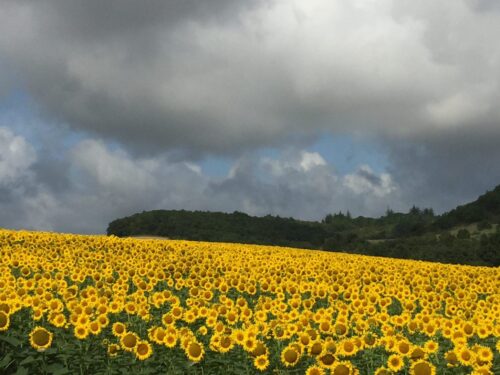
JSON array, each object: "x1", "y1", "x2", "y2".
[{"x1": 41, "y1": 350, "x2": 47, "y2": 375}]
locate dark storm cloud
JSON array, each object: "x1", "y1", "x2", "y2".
[
  {"x1": 0, "y1": 0, "x2": 276, "y2": 156},
  {"x1": 2, "y1": 0, "x2": 499, "y2": 155},
  {"x1": 39, "y1": 0, "x2": 244, "y2": 39},
  {"x1": 385, "y1": 127, "x2": 500, "y2": 213},
  {"x1": 0, "y1": 0, "x2": 442, "y2": 156}
]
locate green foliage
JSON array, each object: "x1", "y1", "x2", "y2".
[
  {"x1": 107, "y1": 185, "x2": 500, "y2": 267},
  {"x1": 435, "y1": 185, "x2": 500, "y2": 229},
  {"x1": 477, "y1": 221, "x2": 492, "y2": 230},
  {"x1": 456, "y1": 229, "x2": 470, "y2": 239},
  {"x1": 108, "y1": 210, "x2": 327, "y2": 249}
]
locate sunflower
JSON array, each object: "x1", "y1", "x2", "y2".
[
  {"x1": 332, "y1": 361, "x2": 356, "y2": 375},
  {"x1": 456, "y1": 346, "x2": 475, "y2": 366},
  {"x1": 50, "y1": 313, "x2": 66, "y2": 328},
  {"x1": 135, "y1": 340, "x2": 153, "y2": 361},
  {"x1": 150, "y1": 327, "x2": 166, "y2": 344},
  {"x1": 89, "y1": 321, "x2": 102, "y2": 335},
  {"x1": 318, "y1": 353, "x2": 336, "y2": 368},
  {"x1": 97, "y1": 314, "x2": 109, "y2": 328},
  {"x1": 445, "y1": 350, "x2": 459, "y2": 367},
  {"x1": 462, "y1": 322, "x2": 474, "y2": 337},
  {"x1": 475, "y1": 346, "x2": 493, "y2": 364},
  {"x1": 197, "y1": 325, "x2": 208, "y2": 336},
  {"x1": 164, "y1": 333, "x2": 178, "y2": 348},
  {"x1": 410, "y1": 360, "x2": 436, "y2": 375},
  {"x1": 281, "y1": 346, "x2": 300, "y2": 367},
  {"x1": 334, "y1": 322, "x2": 348, "y2": 336},
  {"x1": 253, "y1": 354, "x2": 269, "y2": 371},
  {"x1": 232, "y1": 329, "x2": 246, "y2": 345},
  {"x1": 409, "y1": 346, "x2": 426, "y2": 361},
  {"x1": 324, "y1": 339, "x2": 337, "y2": 355},
  {"x1": 33, "y1": 308, "x2": 43, "y2": 321},
  {"x1": 319, "y1": 320, "x2": 331, "y2": 334},
  {"x1": 472, "y1": 365, "x2": 494, "y2": 375},
  {"x1": 339, "y1": 339, "x2": 357, "y2": 356},
  {"x1": 0, "y1": 311, "x2": 9, "y2": 331},
  {"x1": 107, "y1": 343, "x2": 120, "y2": 357},
  {"x1": 218, "y1": 335, "x2": 234, "y2": 353},
  {"x1": 112, "y1": 322, "x2": 126, "y2": 337},
  {"x1": 476, "y1": 325, "x2": 490, "y2": 339},
  {"x1": 309, "y1": 340, "x2": 323, "y2": 356},
  {"x1": 374, "y1": 367, "x2": 391, "y2": 375},
  {"x1": 396, "y1": 340, "x2": 412, "y2": 356},
  {"x1": 299, "y1": 332, "x2": 311, "y2": 347},
  {"x1": 423, "y1": 340, "x2": 438, "y2": 354},
  {"x1": 120, "y1": 332, "x2": 139, "y2": 352},
  {"x1": 387, "y1": 354, "x2": 405, "y2": 372},
  {"x1": 306, "y1": 365, "x2": 325, "y2": 375},
  {"x1": 74, "y1": 325, "x2": 90, "y2": 340},
  {"x1": 363, "y1": 333, "x2": 377, "y2": 348},
  {"x1": 243, "y1": 337, "x2": 257, "y2": 352},
  {"x1": 29, "y1": 326, "x2": 53, "y2": 351},
  {"x1": 185, "y1": 341, "x2": 204, "y2": 362},
  {"x1": 162, "y1": 313, "x2": 175, "y2": 326}
]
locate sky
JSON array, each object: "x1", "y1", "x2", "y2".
[{"x1": 1, "y1": 0, "x2": 500, "y2": 234}]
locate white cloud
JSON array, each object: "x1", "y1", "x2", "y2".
[
  {"x1": 72, "y1": 139, "x2": 159, "y2": 192},
  {"x1": 343, "y1": 165, "x2": 396, "y2": 197},
  {"x1": 262, "y1": 150, "x2": 327, "y2": 176},
  {"x1": 0, "y1": 127, "x2": 36, "y2": 186},
  {"x1": 184, "y1": 162, "x2": 202, "y2": 175},
  {"x1": 299, "y1": 151, "x2": 327, "y2": 171},
  {"x1": 0, "y1": 134, "x2": 402, "y2": 233}
]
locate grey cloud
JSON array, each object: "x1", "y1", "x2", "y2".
[
  {"x1": 0, "y1": 127, "x2": 36, "y2": 185},
  {"x1": 3, "y1": 0, "x2": 500, "y2": 158},
  {"x1": 206, "y1": 151, "x2": 399, "y2": 220},
  {"x1": 466, "y1": 0, "x2": 500, "y2": 12},
  {"x1": 385, "y1": 127, "x2": 500, "y2": 213},
  {"x1": 0, "y1": 132, "x2": 401, "y2": 233},
  {"x1": 355, "y1": 168, "x2": 382, "y2": 187}
]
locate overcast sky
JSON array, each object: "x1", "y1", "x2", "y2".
[{"x1": 1, "y1": 0, "x2": 500, "y2": 233}]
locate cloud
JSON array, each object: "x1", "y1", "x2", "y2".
[
  {"x1": 344, "y1": 165, "x2": 396, "y2": 198},
  {"x1": 1, "y1": 0, "x2": 500, "y2": 229},
  {"x1": 209, "y1": 150, "x2": 399, "y2": 220},
  {"x1": 0, "y1": 129, "x2": 401, "y2": 233},
  {"x1": 0, "y1": 127, "x2": 36, "y2": 186},
  {"x1": 2, "y1": 0, "x2": 499, "y2": 156},
  {"x1": 385, "y1": 128, "x2": 500, "y2": 213}
]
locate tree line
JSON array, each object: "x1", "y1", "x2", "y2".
[{"x1": 107, "y1": 184, "x2": 500, "y2": 267}]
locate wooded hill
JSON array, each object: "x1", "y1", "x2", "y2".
[{"x1": 107, "y1": 185, "x2": 500, "y2": 266}]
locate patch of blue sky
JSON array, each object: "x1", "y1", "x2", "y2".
[
  {"x1": 310, "y1": 133, "x2": 389, "y2": 175},
  {"x1": 199, "y1": 133, "x2": 389, "y2": 178},
  {"x1": 198, "y1": 156, "x2": 233, "y2": 178},
  {"x1": 0, "y1": 88, "x2": 86, "y2": 152}
]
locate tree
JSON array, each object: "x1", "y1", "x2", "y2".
[{"x1": 409, "y1": 205, "x2": 421, "y2": 215}]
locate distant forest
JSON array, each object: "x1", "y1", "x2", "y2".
[{"x1": 107, "y1": 185, "x2": 500, "y2": 267}]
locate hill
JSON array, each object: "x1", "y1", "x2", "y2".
[
  {"x1": 107, "y1": 185, "x2": 500, "y2": 266},
  {"x1": 434, "y1": 185, "x2": 500, "y2": 229},
  {"x1": 107, "y1": 210, "x2": 327, "y2": 249}
]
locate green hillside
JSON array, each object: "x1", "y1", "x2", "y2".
[
  {"x1": 434, "y1": 185, "x2": 500, "y2": 229},
  {"x1": 107, "y1": 185, "x2": 500, "y2": 266}
]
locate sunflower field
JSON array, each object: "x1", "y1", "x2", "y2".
[{"x1": 0, "y1": 229, "x2": 498, "y2": 375}]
